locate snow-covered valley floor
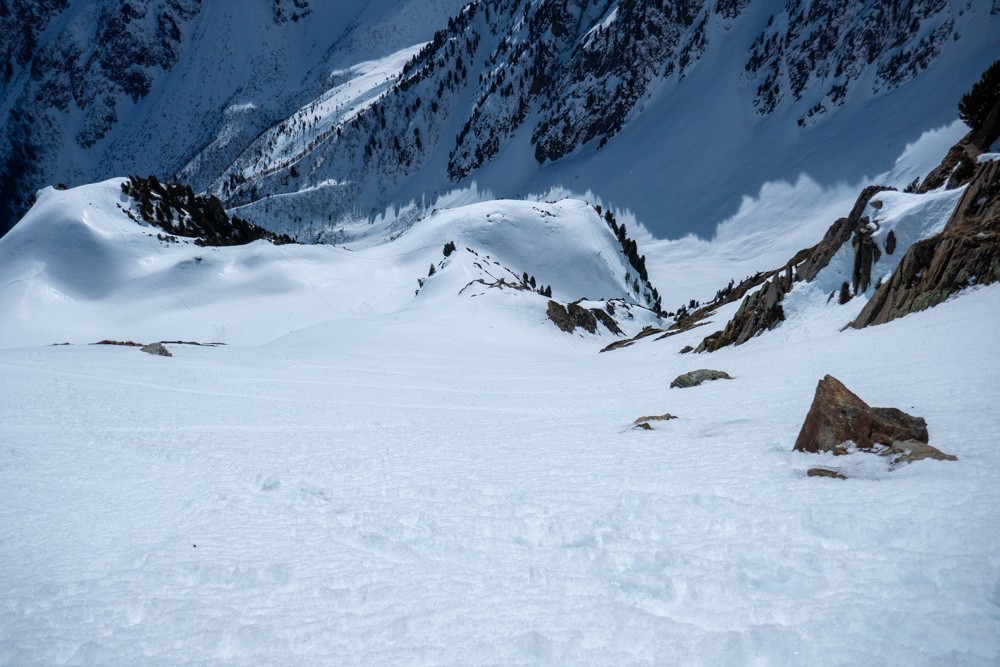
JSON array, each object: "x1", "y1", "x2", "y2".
[{"x1": 2, "y1": 283, "x2": 999, "y2": 664}]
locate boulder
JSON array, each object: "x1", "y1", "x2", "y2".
[
  {"x1": 793, "y1": 375, "x2": 928, "y2": 454},
  {"x1": 670, "y1": 369, "x2": 732, "y2": 389},
  {"x1": 141, "y1": 342, "x2": 172, "y2": 357}
]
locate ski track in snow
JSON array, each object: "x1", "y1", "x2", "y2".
[{"x1": 2, "y1": 284, "x2": 1000, "y2": 664}]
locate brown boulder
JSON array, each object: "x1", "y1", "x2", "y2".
[{"x1": 793, "y1": 375, "x2": 928, "y2": 454}]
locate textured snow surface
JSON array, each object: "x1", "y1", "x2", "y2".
[
  {"x1": 2, "y1": 166, "x2": 999, "y2": 663},
  {"x1": 2, "y1": 283, "x2": 999, "y2": 663}
]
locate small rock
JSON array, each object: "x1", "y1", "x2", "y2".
[
  {"x1": 632, "y1": 413, "x2": 678, "y2": 428},
  {"x1": 670, "y1": 369, "x2": 732, "y2": 389},
  {"x1": 141, "y1": 342, "x2": 172, "y2": 357},
  {"x1": 679, "y1": 345, "x2": 694, "y2": 354},
  {"x1": 793, "y1": 375, "x2": 927, "y2": 453},
  {"x1": 882, "y1": 439, "x2": 957, "y2": 465},
  {"x1": 807, "y1": 468, "x2": 847, "y2": 480}
]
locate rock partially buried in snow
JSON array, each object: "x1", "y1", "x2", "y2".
[
  {"x1": 140, "y1": 343, "x2": 172, "y2": 357},
  {"x1": 670, "y1": 369, "x2": 732, "y2": 389},
  {"x1": 881, "y1": 439, "x2": 958, "y2": 465},
  {"x1": 807, "y1": 468, "x2": 847, "y2": 480},
  {"x1": 793, "y1": 375, "x2": 930, "y2": 454},
  {"x1": 632, "y1": 413, "x2": 678, "y2": 429}
]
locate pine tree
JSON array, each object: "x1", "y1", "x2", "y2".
[{"x1": 958, "y1": 59, "x2": 1000, "y2": 132}]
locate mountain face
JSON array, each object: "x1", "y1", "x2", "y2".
[
  {"x1": 2, "y1": 0, "x2": 997, "y2": 240},
  {"x1": 0, "y1": 0, "x2": 469, "y2": 235}
]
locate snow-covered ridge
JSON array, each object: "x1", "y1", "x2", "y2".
[{"x1": 0, "y1": 180, "x2": 659, "y2": 348}]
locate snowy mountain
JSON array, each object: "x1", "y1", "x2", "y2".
[
  {"x1": 202, "y1": 0, "x2": 1000, "y2": 242},
  {"x1": 3, "y1": 0, "x2": 998, "y2": 241},
  {"x1": 0, "y1": 0, "x2": 469, "y2": 235},
  {"x1": 0, "y1": 178, "x2": 662, "y2": 347},
  {"x1": 2, "y1": 4, "x2": 1000, "y2": 663}
]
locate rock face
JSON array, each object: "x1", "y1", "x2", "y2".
[
  {"x1": 695, "y1": 186, "x2": 892, "y2": 352},
  {"x1": 852, "y1": 160, "x2": 1000, "y2": 328},
  {"x1": 797, "y1": 185, "x2": 895, "y2": 283},
  {"x1": 141, "y1": 343, "x2": 172, "y2": 357},
  {"x1": 546, "y1": 300, "x2": 621, "y2": 336},
  {"x1": 793, "y1": 375, "x2": 928, "y2": 454},
  {"x1": 670, "y1": 369, "x2": 732, "y2": 389},
  {"x1": 695, "y1": 275, "x2": 789, "y2": 352}
]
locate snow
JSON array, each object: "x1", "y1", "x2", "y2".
[
  {"x1": 2, "y1": 269, "x2": 999, "y2": 663},
  {"x1": 0, "y1": 181, "x2": 652, "y2": 348}
]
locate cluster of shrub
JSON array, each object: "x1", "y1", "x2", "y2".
[
  {"x1": 121, "y1": 176, "x2": 293, "y2": 246},
  {"x1": 594, "y1": 205, "x2": 661, "y2": 312}
]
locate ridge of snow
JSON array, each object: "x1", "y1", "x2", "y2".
[{"x1": 0, "y1": 181, "x2": 656, "y2": 348}]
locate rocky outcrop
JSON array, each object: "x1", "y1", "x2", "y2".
[
  {"x1": 852, "y1": 160, "x2": 1000, "y2": 328},
  {"x1": 546, "y1": 300, "x2": 620, "y2": 335},
  {"x1": 120, "y1": 176, "x2": 294, "y2": 246},
  {"x1": 694, "y1": 275, "x2": 789, "y2": 352},
  {"x1": 852, "y1": 219, "x2": 882, "y2": 294},
  {"x1": 694, "y1": 186, "x2": 892, "y2": 353},
  {"x1": 669, "y1": 369, "x2": 732, "y2": 389},
  {"x1": 798, "y1": 185, "x2": 894, "y2": 283},
  {"x1": 600, "y1": 325, "x2": 665, "y2": 352},
  {"x1": 745, "y1": 0, "x2": 959, "y2": 121},
  {"x1": 793, "y1": 375, "x2": 929, "y2": 454}
]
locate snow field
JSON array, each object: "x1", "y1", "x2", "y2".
[
  {"x1": 0, "y1": 182, "x2": 651, "y2": 348},
  {"x1": 1, "y1": 283, "x2": 999, "y2": 663}
]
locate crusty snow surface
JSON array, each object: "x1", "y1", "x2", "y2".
[{"x1": 1, "y1": 183, "x2": 1000, "y2": 663}]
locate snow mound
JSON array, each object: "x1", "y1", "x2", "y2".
[{"x1": 0, "y1": 183, "x2": 656, "y2": 348}]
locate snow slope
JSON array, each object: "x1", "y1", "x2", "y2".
[
  {"x1": 1, "y1": 272, "x2": 998, "y2": 663},
  {"x1": 0, "y1": 180, "x2": 656, "y2": 348},
  {"x1": 2, "y1": 135, "x2": 1000, "y2": 662}
]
